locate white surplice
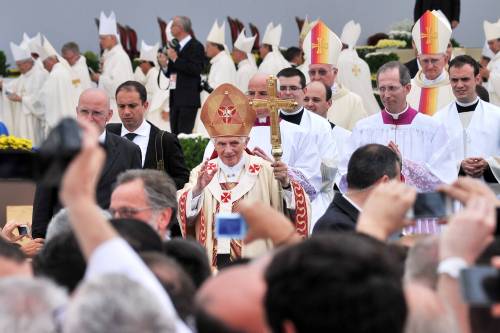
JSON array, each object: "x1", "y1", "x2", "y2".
[
  {"x1": 258, "y1": 50, "x2": 290, "y2": 76},
  {"x1": 434, "y1": 99, "x2": 500, "y2": 190},
  {"x1": 486, "y1": 52, "x2": 500, "y2": 107},
  {"x1": 70, "y1": 55, "x2": 93, "y2": 93},
  {"x1": 208, "y1": 51, "x2": 237, "y2": 89},
  {"x1": 98, "y1": 44, "x2": 133, "y2": 121},
  {"x1": 1, "y1": 65, "x2": 48, "y2": 145},
  {"x1": 235, "y1": 58, "x2": 258, "y2": 93}
]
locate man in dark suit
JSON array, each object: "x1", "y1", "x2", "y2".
[
  {"x1": 107, "y1": 80, "x2": 189, "y2": 190},
  {"x1": 414, "y1": 0, "x2": 460, "y2": 29},
  {"x1": 165, "y1": 16, "x2": 206, "y2": 134},
  {"x1": 313, "y1": 144, "x2": 401, "y2": 234},
  {"x1": 32, "y1": 89, "x2": 142, "y2": 238}
]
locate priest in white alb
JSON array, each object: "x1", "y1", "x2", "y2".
[
  {"x1": 482, "y1": 19, "x2": 500, "y2": 106},
  {"x1": 1, "y1": 41, "x2": 48, "y2": 145},
  {"x1": 232, "y1": 29, "x2": 258, "y2": 93},
  {"x1": 406, "y1": 10, "x2": 455, "y2": 116},
  {"x1": 91, "y1": 11, "x2": 133, "y2": 122},
  {"x1": 61, "y1": 42, "x2": 93, "y2": 94},
  {"x1": 205, "y1": 20, "x2": 237, "y2": 90},
  {"x1": 133, "y1": 41, "x2": 171, "y2": 131},
  {"x1": 303, "y1": 20, "x2": 368, "y2": 131},
  {"x1": 337, "y1": 20, "x2": 381, "y2": 115},
  {"x1": 203, "y1": 73, "x2": 322, "y2": 208},
  {"x1": 32, "y1": 36, "x2": 78, "y2": 137},
  {"x1": 258, "y1": 22, "x2": 290, "y2": 75},
  {"x1": 339, "y1": 61, "x2": 456, "y2": 234},
  {"x1": 434, "y1": 55, "x2": 500, "y2": 194},
  {"x1": 178, "y1": 83, "x2": 310, "y2": 269}
]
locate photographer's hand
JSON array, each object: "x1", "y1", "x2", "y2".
[{"x1": 1, "y1": 220, "x2": 27, "y2": 242}]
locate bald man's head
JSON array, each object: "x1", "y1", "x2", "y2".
[
  {"x1": 76, "y1": 88, "x2": 113, "y2": 134},
  {"x1": 304, "y1": 81, "x2": 332, "y2": 118},
  {"x1": 247, "y1": 74, "x2": 270, "y2": 118}
]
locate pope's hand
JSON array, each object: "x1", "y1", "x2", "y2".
[
  {"x1": 272, "y1": 160, "x2": 290, "y2": 188},
  {"x1": 192, "y1": 160, "x2": 217, "y2": 197}
]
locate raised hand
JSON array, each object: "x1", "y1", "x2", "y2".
[
  {"x1": 1, "y1": 220, "x2": 28, "y2": 242},
  {"x1": 192, "y1": 160, "x2": 218, "y2": 197}
]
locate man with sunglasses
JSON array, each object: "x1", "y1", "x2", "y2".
[
  {"x1": 406, "y1": 10, "x2": 455, "y2": 116},
  {"x1": 303, "y1": 21, "x2": 367, "y2": 131}
]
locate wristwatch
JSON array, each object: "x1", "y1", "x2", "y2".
[{"x1": 437, "y1": 257, "x2": 468, "y2": 279}]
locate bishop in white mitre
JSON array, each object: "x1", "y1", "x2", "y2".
[
  {"x1": 337, "y1": 20, "x2": 381, "y2": 115},
  {"x1": 92, "y1": 11, "x2": 133, "y2": 122},
  {"x1": 406, "y1": 10, "x2": 455, "y2": 116},
  {"x1": 482, "y1": 19, "x2": 500, "y2": 107},
  {"x1": 232, "y1": 29, "x2": 258, "y2": 93},
  {"x1": 1, "y1": 41, "x2": 48, "y2": 145},
  {"x1": 258, "y1": 23, "x2": 290, "y2": 75},
  {"x1": 178, "y1": 84, "x2": 310, "y2": 269},
  {"x1": 133, "y1": 41, "x2": 171, "y2": 131},
  {"x1": 434, "y1": 55, "x2": 500, "y2": 194}
]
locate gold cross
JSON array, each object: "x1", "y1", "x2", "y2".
[
  {"x1": 352, "y1": 65, "x2": 361, "y2": 77},
  {"x1": 421, "y1": 26, "x2": 438, "y2": 45},
  {"x1": 249, "y1": 75, "x2": 297, "y2": 161},
  {"x1": 311, "y1": 36, "x2": 328, "y2": 55}
]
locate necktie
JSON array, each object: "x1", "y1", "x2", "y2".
[{"x1": 124, "y1": 133, "x2": 138, "y2": 141}]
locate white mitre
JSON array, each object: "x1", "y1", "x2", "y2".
[
  {"x1": 10, "y1": 41, "x2": 32, "y2": 62},
  {"x1": 340, "y1": 20, "x2": 361, "y2": 49}
]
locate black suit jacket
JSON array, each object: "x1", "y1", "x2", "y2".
[
  {"x1": 166, "y1": 38, "x2": 205, "y2": 108},
  {"x1": 31, "y1": 131, "x2": 142, "y2": 238},
  {"x1": 312, "y1": 192, "x2": 360, "y2": 234},
  {"x1": 106, "y1": 122, "x2": 189, "y2": 190},
  {"x1": 414, "y1": 0, "x2": 460, "y2": 23}
]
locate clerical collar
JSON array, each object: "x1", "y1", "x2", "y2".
[
  {"x1": 382, "y1": 104, "x2": 418, "y2": 125},
  {"x1": 120, "y1": 119, "x2": 151, "y2": 137},
  {"x1": 456, "y1": 97, "x2": 480, "y2": 113},
  {"x1": 217, "y1": 155, "x2": 246, "y2": 182},
  {"x1": 422, "y1": 70, "x2": 447, "y2": 85},
  {"x1": 280, "y1": 107, "x2": 304, "y2": 126}
]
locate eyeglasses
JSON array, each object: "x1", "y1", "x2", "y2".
[
  {"x1": 77, "y1": 109, "x2": 107, "y2": 119},
  {"x1": 378, "y1": 85, "x2": 404, "y2": 93},
  {"x1": 308, "y1": 69, "x2": 330, "y2": 77},
  {"x1": 108, "y1": 206, "x2": 154, "y2": 218},
  {"x1": 279, "y1": 85, "x2": 301, "y2": 92}
]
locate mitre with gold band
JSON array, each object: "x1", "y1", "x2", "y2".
[
  {"x1": 201, "y1": 83, "x2": 256, "y2": 138},
  {"x1": 412, "y1": 10, "x2": 452, "y2": 55},
  {"x1": 302, "y1": 20, "x2": 343, "y2": 68}
]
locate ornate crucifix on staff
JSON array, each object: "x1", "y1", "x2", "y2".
[{"x1": 248, "y1": 75, "x2": 297, "y2": 161}]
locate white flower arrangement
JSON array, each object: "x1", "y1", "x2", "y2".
[{"x1": 177, "y1": 133, "x2": 210, "y2": 140}]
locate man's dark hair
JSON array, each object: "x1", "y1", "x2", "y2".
[
  {"x1": 61, "y1": 42, "x2": 80, "y2": 54},
  {"x1": 346, "y1": 144, "x2": 401, "y2": 190},
  {"x1": 115, "y1": 80, "x2": 147, "y2": 104},
  {"x1": 449, "y1": 55, "x2": 481, "y2": 77},
  {"x1": 284, "y1": 47, "x2": 302, "y2": 63},
  {"x1": 163, "y1": 238, "x2": 211, "y2": 289},
  {"x1": 32, "y1": 231, "x2": 86, "y2": 292},
  {"x1": 265, "y1": 233, "x2": 407, "y2": 333},
  {"x1": 0, "y1": 237, "x2": 26, "y2": 262},
  {"x1": 140, "y1": 252, "x2": 196, "y2": 321},
  {"x1": 110, "y1": 218, "x2": 163, "y2": 253},
  {"x1": 277, "y1": 67, "x2": 306, "y2": 89}
]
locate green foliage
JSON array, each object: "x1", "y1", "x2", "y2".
[
  {"x1": 0, "y1": 51, "x2": 10, "y2": 76},
  {"x1": 178, "y1": 135, "x2": 210, "y2": 170},
  {"x1": 450, "y1": 38, "x2": 460, "y2": 48},
  {"x1": 84, "y1": 51, "x2": 100, "y2": 73},
  {"x1": 356, "y1": 47, "x2": 377, "y2": 61},
  {"x1": 365, "y1": 52, "x2": 400, "y2": 74}
]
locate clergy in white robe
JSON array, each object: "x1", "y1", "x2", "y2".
[
  {"x1": 2, "y1": 44, "x2": 48, "y2": 145},
  {"x1": 340, "y1": 61, "x2": 456, "y2": 234},
  {"x1": 232, "y1": 29, "x2": 258, "y2": 93},
  {"x1": 407, "y1": 10, "x2": 455, "y2": 116},
  {"x1": 302, "y1": 20, "x2": 368, "y2": 131},
  {"x1": 258, "y1": 23, "x2": 290, "y2": 75},
  {"x1": 93, "y1": 12, "x2": 133, "y2": 122},
  {"x1": 434, "y1": 55, "x2": 500, "y2": 193},
  {"x1": 483, "y1": 19, "x2": 500, "y2": 106},
  {"x1": 178, "y1": 84, "x2": 310, "y2": 269},
  {"x1": 61, "y1": 42, "x2": 93, "y2": 94},
  {"x1": 276, "y1": 67, "x2": 338, "y2": 225}
]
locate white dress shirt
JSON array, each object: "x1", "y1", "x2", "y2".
[{"x1": 120, "y1": 120, "x2": 151, "y2": 166}]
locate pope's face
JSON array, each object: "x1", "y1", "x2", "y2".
[
  {"x1": 308, "y1": 64, "x2": 336, "y2": 87},
  {"x1": 418, "y1": 53, "x2": 447, "y2": 80},
  {"x1": 377, "y1": 68, "x2": 411, "y2": 114},
  {"x1": 449, "y1": 64, "x2": 480, "y2": 104},
  {"x1": 214, "y1": 136, "x2": 248, "y2": 167},
  {"x1": 116, "y1": 89, "x2": 148, "y2": 132}
]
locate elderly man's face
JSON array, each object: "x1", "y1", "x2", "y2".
[
  {"x1": 247, "y1": 76, "x2": 269, "y2": 118},
  {"x1": 76, "y1": 90, "x2": 112, "y2": 134},
  {"x1": 308, "y1": 64, "x2": 336, "y2": 87},
  {"x1": 42, "y1": 57, "x2": 58, "y2": 72},
  {"x1": 99, "y1": 35, "x2": 116, "y2": 50},
  {"x1": 16, "y1": 59, "x2": 34, "y2": 74},
  {"x1": 418, "y1": 54, "x2": 447, "y2": 80},
  {"x1": 214, "y1": 136, "x2": 248, "y2": 167},
  {"x1": 62, "y1": 49, "x2": 80, "y2": 66}
]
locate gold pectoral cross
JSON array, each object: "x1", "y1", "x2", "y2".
[{"x1": 248, "y1": 75, "x2": 297, "y2": 161}]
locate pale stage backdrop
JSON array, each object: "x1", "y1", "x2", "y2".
[{"x1": 1, "y1": 0, "x2": 499, "y2": 63}]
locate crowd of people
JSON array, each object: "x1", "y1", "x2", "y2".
[{"x1": 0, "y1": 1, "x2": 500, "y2": 332}]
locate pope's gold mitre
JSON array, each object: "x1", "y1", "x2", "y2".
[{"x1": 201, "y1": 83, "x2": 256, "y2": 138}]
